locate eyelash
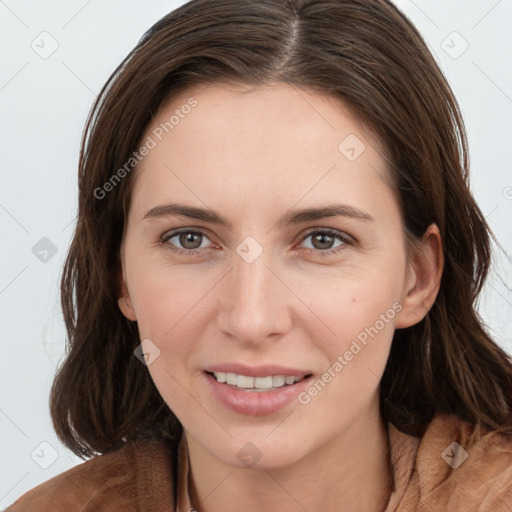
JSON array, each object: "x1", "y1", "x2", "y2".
[{"x1": 159, "y1": 228, "x2": 354, "y2": 257}]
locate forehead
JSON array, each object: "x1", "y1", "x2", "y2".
[
  {"x1": 131, "y1": 82, "x2": 395, "y2": 220},
  {"x1": 143, "y1": 80, "x2": 386, "y2": 165}
]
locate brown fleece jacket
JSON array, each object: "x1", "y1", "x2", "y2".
[{"x1": 6, "y1": 414, "x2": 512, "y2": 511}]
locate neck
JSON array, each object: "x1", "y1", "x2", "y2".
[{"x1": 186, "y1": 397, "x2": 393, "y2": 512}]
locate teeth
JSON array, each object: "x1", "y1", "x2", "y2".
[
  {"x1": 212, "y1": 372, "x2": 304, "y2": 390},
  {"x1": 273, "y1": 375, "x2": 285, "y2": 387},
  {"x1": 237, "y1": 375, "x2": 254, "y2": 388},
  {"x1": 215, "y1": 372, "x2": 227, "y2": 383},
  {"x1": 254, "y1": 376, "x2": 273, "y2": 389}
]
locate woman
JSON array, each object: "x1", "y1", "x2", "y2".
[{"x1": 8, "y1": 0, "x2": 512, "y2": 510}]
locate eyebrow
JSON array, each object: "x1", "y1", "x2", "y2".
[{"x1": 142, "y1": 202, "x2": 373, "y2": 227}]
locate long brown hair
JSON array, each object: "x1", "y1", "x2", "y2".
[{"x1": 52, "y1": 0, "x2": 512, "y2": 457}]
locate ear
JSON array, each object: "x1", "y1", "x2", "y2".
[
  {"x1": 118, "y1": 274, "x2": 137, "y2": 322},
  {"x1": 395, "y1": 223, "x2": 444, "y2": 329}
]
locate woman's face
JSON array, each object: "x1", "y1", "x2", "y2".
[{"x1": 119, "y1": 82, "x2": 425, "y2": 469}]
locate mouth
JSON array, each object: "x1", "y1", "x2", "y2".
[
  {"x1": 204, "y1": 366, "x2": 314, "y2": 416},
  {"x1": 207, "y1": 371, "x2": 311, "y2": 392}
]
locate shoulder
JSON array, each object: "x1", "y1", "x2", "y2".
[
  {"x1": 5, "y1": 437, "x2": 176, "y2": 511},
  {"x1": 402, "y1": 414, "x2": 512, "y2": 510}
]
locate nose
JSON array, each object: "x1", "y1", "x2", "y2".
[{"x1": 216, "y1": 251, "x2": 293, "y2": 347}]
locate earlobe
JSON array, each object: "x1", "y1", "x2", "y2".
[
  {"x1": 395, "y1": 224, "x2": 444, "y2": 329},
  {"x1": 118, "y1": 279, "x2": 137, "y2": 322}
]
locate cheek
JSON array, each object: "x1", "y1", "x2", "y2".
[
  {"x1": 128, "y1": 267, "x2": 213, "y2": 413},
  {"x1": 296, "y1": 292, "x2": 399, "y2": 420},
  {"x1": 125, "y1": 260, "x2": 223, "y2": 406},
  {"x1": 293, "y1": 262, "x2": 403, "y2": 343},
  {"x1": 291, "y1": 264, "x2": 403, "y2": 402},
  {"x1": 127, "y1": 254, "x2": 215, "y2": 337}
]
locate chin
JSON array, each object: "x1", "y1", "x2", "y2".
[{"x1": 203, "y1": 429, "x2": 314, "y2": 470}]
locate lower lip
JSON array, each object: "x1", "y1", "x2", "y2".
[{"x1": 204, "y1": 372, "x2": 312, "y2": 416}]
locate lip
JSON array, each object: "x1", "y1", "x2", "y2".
[
  {"x1": 205, "y1": 363, "x2": 311, "y2": 378},
  {"x1": 204, "y1": 368, "x2": 313, "y2": 417}
]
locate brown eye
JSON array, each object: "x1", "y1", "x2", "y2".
[
  {"x1": 179, "y1": 232, "x2": 203, "y2": 249},
  {"x1": 310, "y1": 232, "x2": 337, "y2": 250},
  {"x1": 162, "y1": 230, "x2": 212, "y2": 251},
  {"x1": 299, "y1": 229, "x2": 352, "y2": 255}
]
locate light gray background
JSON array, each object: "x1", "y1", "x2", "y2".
[{"x1": 1, "y1": 0, "x2": 511, "y2": 507}]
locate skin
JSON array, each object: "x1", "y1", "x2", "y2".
[{"x1": 118, "y1": 82, "x2": 443, "y2": 512}]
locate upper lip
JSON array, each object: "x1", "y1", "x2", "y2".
[{"x1": 205, "y1": 363, "x2": 312, "y2": 378}]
